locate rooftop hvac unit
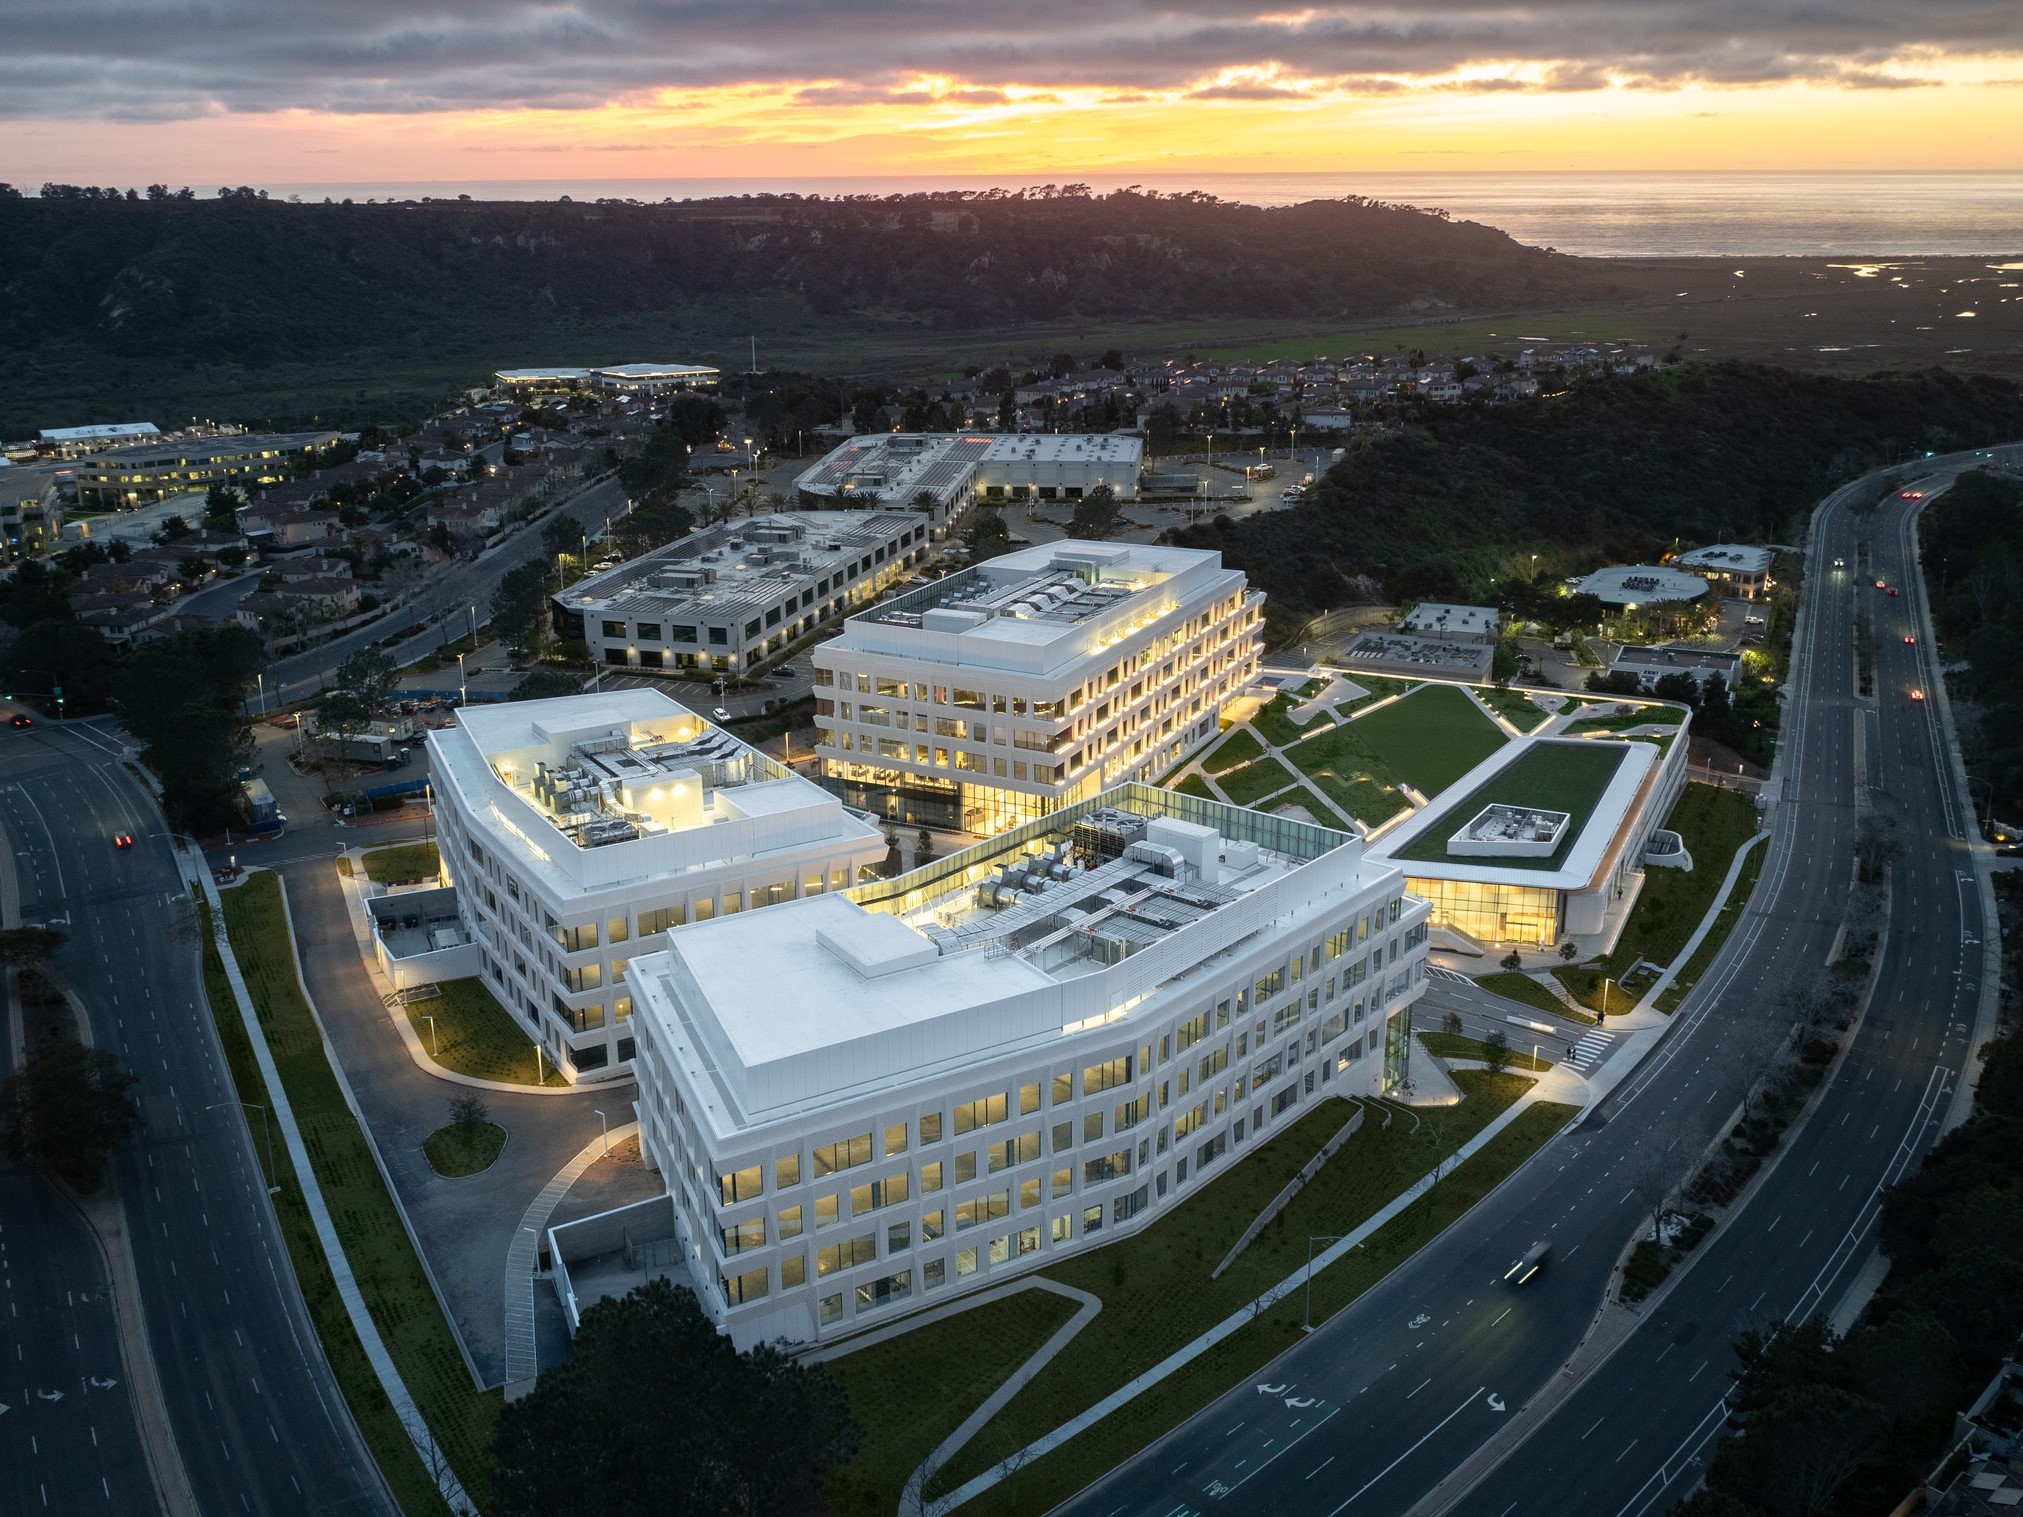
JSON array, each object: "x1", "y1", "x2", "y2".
[
  {"x1": 1125, "y1": 841, "x2": 1189, "y2": 877},
  {"x1": 1074, "y1": 808, "x2": 1148, "y2": 863}
]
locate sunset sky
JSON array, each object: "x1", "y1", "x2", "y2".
[{"x1": 5, "y1": 1, "x2": 2020, "y2": 187}]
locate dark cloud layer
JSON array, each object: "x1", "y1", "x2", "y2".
[{"x1": 1, "y1": 1, "x2": 2017, "y2": 120}]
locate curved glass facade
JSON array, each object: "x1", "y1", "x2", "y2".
[{"x1": 1404, "y1": 876, "x2": 1561, "y2": 947}]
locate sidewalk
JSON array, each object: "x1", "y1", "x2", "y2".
[{"x1": 930, "y1": 1070, "x2": 1587, "y2": 1514}]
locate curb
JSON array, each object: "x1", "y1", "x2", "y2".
[{"x1": 200, "y1": 863, "x2": 478, "y2": 1514}]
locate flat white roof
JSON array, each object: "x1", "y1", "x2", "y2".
[
  {"x1": 826, "y1": 539, "x2": 1238, "y2": 677},
  {"x1": 1674, "y1": 544, "x2": 1772, "y2": 575},
  {"x1": 1400, "y1": 603, "x2": 1499, "y2": 635},
  {"x1": 495, "y1": 367, "x2": 591, "y2": 383},
  {"x1": 595, "y1": 363, "x2": 720, "y2": 379},
  {"x1": 1373, "y1": 738, "x2": 1658, "y2": 891},
  {"x1": 1573, "y1": 565, "x2": 1709, "y2": 606},
  {"x1": 40, "y1": 422, "x2": 159, "y2": 443}
]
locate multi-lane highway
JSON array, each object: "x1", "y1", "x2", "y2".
[
  {"x1": 0, "y1": 720, "x2": 396, "y2": 1517},
  {"x1": 1056, "y1": 449, "x2": 2012, "y2": 1517}
]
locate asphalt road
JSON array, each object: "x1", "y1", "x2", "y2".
[
  {"x1": 262, "y1": 472, "x2": 629, "y2": 705},
  {"x1": 0, "y1": 720, "x2": 396, "y2": 1517},
  {"x1": 1054, "y1": 448, "x2": 2014, "y2": 1517}
]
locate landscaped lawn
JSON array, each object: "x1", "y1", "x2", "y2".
[
  {"x1": 823, "y1": 1288, "x2": 1081, "y2": 1517},
  {"x1": 1418, "y1": 1030, "x2": 1553, "y2": 1071},
  {"x1": 1551, "y1": 963, "x2": 1637, "y2": 1017},
  {"x1": 1393, "y1": 741, "x2": 1628, "y2": 869},
  {"x1": 1253, "y1": 692, "x2": 1330, "y2": 748},
  {"x1": 406, "y1": 977, "x2": 568, "y2": 1087},
  {"x1": 1480, "y1": 686, "x2": 1550, "y2": 733},
  {"x1": 1311, "y1": 770, "x2": 1413, "y2": 829},
  {"x1": 1471, "y1": 970, "x2": 1594, "y2": 1023},
  {"x1": 1603, "y1": 784, "x2": 1762, "y2": 977},
  {"x1": 215, "y1": 876, "x2": 499, "y2": 1509},
  {"x1": 935, "y1": 1076, "x2": 1576, "y2": 1515},
  {"x1": 1172, "y1": 771, "x2": 1218, "y2": 801},
  {"x1": 1330, "y1": 683, "x2": 1508, "y2": 796},
  {"x1": 360, "y1": 841, "x2": 441, "y2": 884},
  {"x1": 1656, "y1": 834, "x2": 1768, "y2": 1013},
  {"x1": 1201, "y1": 727, "x2": 1265, "y2": 773},
  {"x1": 1218, "y1": 754, "x2": 1302, "y2": 808},
  {"x1": 423, "y1": 1121, "x2": 507, "y2": 1177},
  {"x1": 1565, "y1": 708, "x2": 1683, "y2": 735}
]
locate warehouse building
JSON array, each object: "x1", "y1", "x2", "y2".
[
  {"x1": 418, "y1": 689, "x2": 885, "y2": 1080},
  {"x1": 812, "y1": 540, "x2": 1262, "y2": 834},
  {"x1": 493, "y1": 363, "x2": 721, "y2": 395},
  {"x1": 794, "y1": 433, "x2": 1145, "y2": 529},
  {"x1": 624, "y1": 786, "x2": 1429, "y2": 1347},
  {"x1": 556, "y1": 511, "x2": 931, "y2": 676}
]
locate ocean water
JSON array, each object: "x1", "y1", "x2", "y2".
[{"x1": 267, "y1": 171, "x2": 2023, "y2": 258}]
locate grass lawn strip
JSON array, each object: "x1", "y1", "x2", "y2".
[
  {"x1": 423, "y1": 1122, "x2": 507, "y2": 1177},
  {"x1": 1172, "y1": 772, "x2": 1218, "y2": 801},
  {"x1": 217, "y1": 875, "x2": 499, "y2": 1507},
  {"x1": 1418, "y1": 1030, "x2": 1553, "y2": 1071},
  {"x1": 821, "y1": 1289, "x2": 1082, "y2": 1517},
  {"x1": 931, "y1": 1070, "x2": 1534, "y2": 1497},
  {"x1": 198, "y1": 903, "x2": 456, "y2": 1517},
  {"x1": 1656, "y1": 835, "x2": 1768, "y2": 1013},
  {"x1": 1470, "y1": 970, "x2": 1596, "y2": 1024},
  {"x1": 1201, "y1": 728, "x2": 1264, "y2": 773},
  {"x1": 1480, "y1": 686, "x2": 1550, "y2": 733},
  {"x1": 1337, "y1": 683, "x2": 1509, "y2": 795},
  {"x1": 1252, "y1": 693, "x2": 1328, "y2": 748},
  {"x1": 939, "y1": 1091, "x2": 1579, "y2": 1515},
  {"x1": 1308, "y1": 768, "x2": 1413, "y2": 829},
  {"x1": 360, "y1": 841, "x2": 441, "y2": 884},
  {"x1": 1394, "y1": 742, "x2": 1628, "y2": 870},
  {"x1": 1601, "y1": 784, "x2": 1760, "y2": 978},
  {"x1": 1565, "y1": 709, "x2": 1683, "y2": 735},
  {"x1": 405, "y1": 977, "x2": 568, "y2": 1086},
  {"x1": 1217, "y1": 754, "x2": 1303, "y2": 809}
]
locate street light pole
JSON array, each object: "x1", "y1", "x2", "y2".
[
  {"x1": 423, "y1": 1013, "x2": 438, "y2": 1057},
  {"x1": 593, "y1": 1108, "x2": 610, "y2": 1156}
]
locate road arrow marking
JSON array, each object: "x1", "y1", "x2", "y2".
[
  {"x1": 1286, "y1": 1397, "x2": 1318, "y2": 1408},
  {"x1": 0, "y1": 1403, "x2": 10, "y2": 1417},
  {"x1": 88, "y1": 1377, "x2": 118, "y2": 1391},
  {"x1": 35, "y1": 1389, "x2": 63, "y2": 1402},
  {"x1": 1409, "y1": 1313, "x2": 1430, "y2": 1328},
  {"x1": 1487, "y1": 1394, "x2": 1506, "y2": 1412},
  {"x1": 1257, "y1": 1383, "x2": 1290, "y2": 1396}
]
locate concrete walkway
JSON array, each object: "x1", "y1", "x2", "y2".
[
  {"x1": 1636, "y1": 830, "x2": 1771, "y2": 1013},
  {"x1": 332, "y1": 847, "x2": 580, "y2": 1097},
  {"x1": 504, "y1": 1122, "x2": 639, "y2": 1394},
  {"x1": 200, "y1": 862, "x2": 477, "y2": 1516},
  {"x1": 929, "y1": 1072, "x2": 1586, "y2": 1514}
]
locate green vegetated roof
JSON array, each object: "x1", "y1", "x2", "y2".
[{"x1": 1395, "y1": 740, "x2": 1633, "y2": 872}]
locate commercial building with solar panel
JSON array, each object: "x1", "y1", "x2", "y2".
[{"x1": 793, "y1": 432, "x2": 1145, "y2": 530}]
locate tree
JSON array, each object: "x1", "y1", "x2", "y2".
[
  {"x1": 1558, "y1": 940, "x2": 1578, "y2": 961},
  {"x1": 203, "y1": 481, "x2": 244, "y2": 533},
  {"x1": 1442, "y1": 1009, "x2": 1463, "y2": 1036},
  {"x1": 916, "y1": 827, "x2": 936, "y2": 864},
  {"x1": 492, "y1": 557, "x2": 553, "y2": 657},
  {"x1": 1491, "y1": 638, "x2": 1519, "y2": 684},
  {"x1": 1500, "y1": 950, "x2": 1523, "y2": 972},
  {"x1": 489, "y1": 1277, "x2": 860, "y2": 1517},
  {"x1": 0, "y1": 1037, "x2": 141, "y2": 1193},
  {"x1": 1070, "y1": 485, "x2": 1121, "y2": 541},
  {"x1": 450, "y1": 1093, "x2": 489, "y2": 1134},
  {"x1": 0, "y1": 925, "x2": 66, "y2": 967},
  {"x1": 113, "y1": 623, "x2": 263, "y2": 828},
  {"x1": 1482, "y1": 1030, "x2": 1512, "y2": 1075},
  {"x1": 316, "y1": 690, "x2": 371, "y2": 775},
  {"x1": 540, "y1": 516, "x2": 582, "y2": 561},
  {"x1": 509, "y1": 667, "x2": 583, "y2": 702},
  {"x1": 964, "y1": 510, "x2": 1012, "y2": 562},
  {"x1": 332, "y1": 647, "x2": 397, "y2": 715}
]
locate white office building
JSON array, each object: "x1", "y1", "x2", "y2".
[
  {"x1": 421, "y1": 690, "x2": 885, "y2": 1080},
  {"x1": 627, "y1": 785, "x2": 1430, "y2": 1347},
  {"x1": 558, "y1": 511, "x2": 931, "y2": 677},
  {"x1": 794, "y1": 433, "x2": 1145, "y2": 529},
  {"x1": 811, "y1": 541, "x2": 1263, "y2": 835}
]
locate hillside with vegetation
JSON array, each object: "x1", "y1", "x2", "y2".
[
  {"x1": 1173, "y1": 363, "x2": 2023, "y2": 629},
  {"x1": 1920, "y1": 467, "x2": 2023, "y2": 819},
  {"x1": 0, "y1": 185, "x2": 1620, "y2": 435}
]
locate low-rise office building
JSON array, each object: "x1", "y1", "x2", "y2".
[
  {"x1": 1572, "y1": 565, "x2": 1710, "y2": 608},
  {"x1": 1672, "y1": 544, "x2": 1772, "y2": 600},
  {"x1": 1399, "y1": 603, "x2": 1500, "y2": 644},
  {"x1": 73, "y1": 431, "x2": 344, "y2": 509},
  {"x1": 811, "y1": 540, "x2": 1263, "y2": 834},
  {"x1": 1370, "y1": 730, "x2": 1690, "y2": 948},
  {"x1": 494, "y1": 363, "x2": 721, "y2": 395},
  {"x1": 1611, "y1": 645, "x2": 1742, "y2": 691},
  {"x1": 557, "y1": 511, "x2": 931, "y2": 677},
  {"x1": 794, "y1": 433, "x2": 1144, "y2": 529},
  {"x1": 421, "y1": 690, "x2": 885, "y2": 1080},
  {"x1": 627, "y1": 785, "x2": 1430, "y2": 1347}
]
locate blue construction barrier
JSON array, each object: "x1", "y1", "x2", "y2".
[{"x1": 361, "y1": 778, "x2": 430, "y2": 800}]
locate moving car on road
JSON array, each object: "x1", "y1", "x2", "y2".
[
  {"x1": 1910, "y1": 688, "x2": 1927, "y2": 702},
  {"x1": 1505, "y1": 1241, "x2": 1552, "y2": 1285},
  {"x1": 10, "y1": 712, "x2": 31, "y2": 728}
]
